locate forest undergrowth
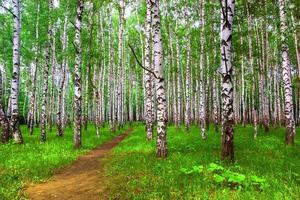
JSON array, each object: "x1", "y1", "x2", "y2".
[
  {"x1": 0, "y1": 124, "x2": 129, "y2": 200},
  {"x1": 105, "y1": 124, "x2": 300, "y2": 200}
]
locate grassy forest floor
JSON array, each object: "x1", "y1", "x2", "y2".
[
  {"x1": 104, "y1": 124, "x2": 300, "y2": 200},
  {"x1": 0, "y1": 124, "x2": 129, "y2": 200},
  {"x1": 1, "y1": 124, "x2": 300, "y2": 200}
]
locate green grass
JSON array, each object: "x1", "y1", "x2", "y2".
[
  {"x1": 0, "y1": 124, "x2": 129, "y2": 200},
  {"x1": 104, "y1": 124, "x2": 300, "y2": 200}
]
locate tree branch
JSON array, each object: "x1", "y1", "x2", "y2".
[
  {"x1": 128, "y1": 43, "x2": 158, "y2": 79},
  {"x1": 72, "y1": 41, "x2": 79, "y2": 54},
  {"x1": 0, "y1": 5, "x2": 18, "y2": 19},
  {"x1": 69, "y1": 20, "x2": 76, "y2": 29}
]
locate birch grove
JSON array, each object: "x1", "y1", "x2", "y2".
[{"x1": 0, "y1": 0, "x2": 298, "y2": 160}]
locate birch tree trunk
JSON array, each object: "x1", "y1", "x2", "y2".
[
  {"x1": 129, "y1": 62, "x2": 133, "y2": 124},
  {"x1": 0, "y1": 70, "x2": 10, "y2": 143},
  {"x1": 9, "y1": 0, "x2": 23, "y2": 144},
  {"x1": 117, "y1": 0, "x2": 125, "y2": 128},
  {"x1": 247, "y1": 10, "x2": 257, "y2": 138},
  {"x1": 145, "y1": 0, "x2": 153, "y2": 140},
  {"x1": 219, "y1": 0, "x2": 235, "y2": 161},
  {"x1": 151, "y1": 0, "x2": 167, "y2": 158},
  {"x1": 185, "y1": 36, "x2": 191, "y2": 132},
  {"x1": 28, "y1": 1, "x2": 39, "y2": 135},
  {"x1": 57, "y1": 10, "x2": 68, "y2": 137},
  {"x1": 107, "y1": 4, "x2": 114, "y2": 131},
  {"x1": 279, "y1": 0, "x2": 295, "y2": 145},
  {"x1": 199, "y1": 0, "x2": 206, "y2": 140},
  {"x1": 176, "y1": 30, "x2": 181, "y2": 127},
  {"x1": 41, "y1": 0, "x2": 53, "y2": 142},
  {"x1": 48, "y1": 27, "x2": 56, "y2": 133},
  {"x1": 73, "y1": 0, "x2": 83, "y2": 149}
]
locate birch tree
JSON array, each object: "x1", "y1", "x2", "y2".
[
  {"x1": 10, "y1": 0, "x2": 23, "y2": 144},
  {"x1": 279, "y1": 0, "x2": 295, "y2": 145},
  {"x1": 73, "y1": 0, "x2": 84, "y2": 149},
  {"x1": 151, "y1": 0, "x2": 167, "y2": 158},
  {"x1": 41, "y1": 0, "x2": 53, "y2": 142},
  {"x1": 145, "y1": 0, "x2": 153, "y2": 140},
  {"x1": 219, "y1": 0, "x2": 235, "y2": 161}
]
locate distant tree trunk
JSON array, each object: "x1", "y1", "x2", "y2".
[
  {"x1": 213, "y1": 75, "x2": 219, "y2": 132},
  {"x1": 240, "y1": 27, "x2": 246, "y2": 126},
  {"x1": 176, "y1": 30, "x2": 181, "y2": 127},
  {"x1": 41, "y1": 0, "x2": 53, "y2": 142},
  {"x1": 28, "y1": 1, "x2": 39, "y2": 135},
  {"x1": 145, "y1": 0, "x2": 153, "y2": 140},
  {"x1": 199, "y1": 0, "x2": 206, "y2": 140},
  {"x1": 185, "y1": 35, "x2": 191, "y2": 132},
  {"x1": 129, "y1": 63, "x2": 133, "y2": 124},
  {"x1": 10, "y1": 0, "x2": 23, "y2": 144},
  {"x1": 0, "y1": 70, "x2": 10, "y2": 143},
  {"x1": 57, "y1": 11, "x2": 68, "y2": 137},
  {"x1": 173, "y1": 71, "x2": 178, "y2": 127},
  {"x1": 48, "y1": 27, "x2": 56, "y2": 133},
  {"x1": 279, "y1": 0, "x2": 295, "y2": 145},
  {"x1": 73, "y1": 0, "x2": 83, "y2": 149},
  {"x1": 117, "y1": 0, "x2": 125, "y2": 128},
  {"x1": 247, "y1": 9, "x2": 257, "y2": 138},
  {"x1": 107, "y1": 4, "x2": 114, "y2": 131},
  {"x1": 219, "y1": 0, "x2": 235, "y2": 161},
  {"x1": 135, "y1": 64, "x2": 140, "y2": 121},
  {"x1": 151, "y1": 0, "x2": 167, "y2": 158}
]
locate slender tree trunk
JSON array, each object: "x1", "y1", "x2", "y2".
[
  {"x1": 199, "y1": 0, "x2": 206, "y2": 140},
  {"x1": 247, "y1": 9, "x2": 257, "y2": 138},
  {"x1": 135, "y1": 63, "x2": 140, "y2": 122},
  {"x1": 145, "y1": 0, "x2": 153, "y2": 140},
  {"x1": 151, "y1": 0, "x2": 167, "y2": 158},
  {"x1": 41, "y1": 0, "x2": 53, "y2": 142},
  {"x1": 0, "y1": 70, "x2": 10, "y2": 143},
  {"x1": 57, "y1": 10, "x2": 68, "y2": 137},
  {"x1": 173, "y1": 71, "x2": 178, "y2": 127},
  {"x1": 117, "y1": 0, "x2": 125, "y2": 128},
  {"x1": 107, "y1": 4, "x2": 114, "y2": 131},
  {"x1": 176, "y1": 30, "x2": 181, "y2": 127},
  {"x1": 28, "y1": 1, "x2": 39, "y2": 135},
  {"x1": 279, "y1": 0, "x2": 295, "y2": 145},
  {"x1": 185, "y1": 35, "x2": 191, "y2": 132},
  {"x1": 48, "y1": 28, "x2": 56, "y2": 133},
  {"x1": 219, "y1": 0, "x2": 235, "y2": 161},
  {"x1": 73, "y1": 0, "x2": 83, "y2": 149},
  {"x1": 9, "y1": 0, "x2": 23, "y2": 144}
]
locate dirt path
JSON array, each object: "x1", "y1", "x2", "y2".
[{"x1": 24, "y1": 129, "x2": 132, "y2": 200}]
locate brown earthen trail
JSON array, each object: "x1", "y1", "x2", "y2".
[{"x1": 24, "y1": 129, "x2": 132, "y2": 200}]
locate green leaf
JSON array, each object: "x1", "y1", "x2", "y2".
[
  {"x1": 213, "y1": 174, "x2": 225, "y2": 183},
  {"x1": 251, "y1": 175, "x2": 266, "y2": 184},
  {"x1": 208, "y1": 163, "x2": 224, "y2": 172},
  {"x1": 192, "y1": 165, "x2": 204, "y2": 173}
]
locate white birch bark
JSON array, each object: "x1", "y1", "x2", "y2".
[
  {"x1": 145, "y1": 0, "x2": 153, "y2": 140},
  {"x1": 40, "y1": 0, "x2": 53, "y2": 142},
  {"x1": 56, "y1": 9, "x2": 68, "y2": 137},
  {"x1": 219, "y1": 0, "x2": 235, "y2": 161},
  {"x1": 28, "y1": 1, "x2": 39, "y2": 135},
  {"x1": 117, "y1": 0, "x2": 125, "y2": 127},
  {"x1": 279, "y1": 0, "x2": 295, "y2": 145},
  {"x1": 73, "y1": 0, "x2": 83, "y2": 149},
  {"x1": 151, "y1": 0, "x2": 167, "y2": 158},
  {"x1": 199, "y1": 0, "x2": 206, "y2": 140},
  {"x1": 185, "y1": 36, "x2": 191, "y2": 132},
  {"x1": 247, "y1": 11, "x2": 257, "y2": 138}
]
